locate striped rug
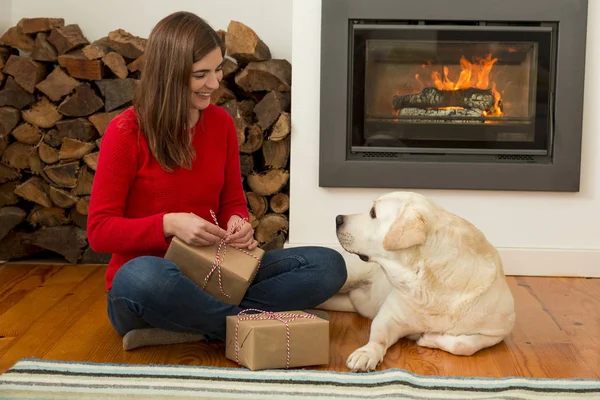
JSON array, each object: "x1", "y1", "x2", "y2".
[{"x1": 1, "y1": 358, "x2": 599, "y2": 399}]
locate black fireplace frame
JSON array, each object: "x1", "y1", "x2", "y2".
[{"x1": 319, "y1": 0, "x2": 588, "y2": 191}]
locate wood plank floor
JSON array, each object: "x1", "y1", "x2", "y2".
[{"x1": 0, "y1": 263, "x2": 598, "y2": 378}]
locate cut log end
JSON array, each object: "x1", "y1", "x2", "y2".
[
  {"x1": 255, "y1": 213, "x2": 288, "y2": 245},
  {"x1": 247, "y1": 169, "x2": 289, "y2": 196}
]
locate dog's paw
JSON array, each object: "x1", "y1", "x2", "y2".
[{"x1": 346, "y1": 344, "x2": 383, "y2": 372}]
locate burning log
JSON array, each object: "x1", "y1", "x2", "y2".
[
  {"x1": 398, "y1": 107, "x2": 484, "y2": 123},
  {"x1": 393, "y1": 87, "x2": 496, "y2": 112}
]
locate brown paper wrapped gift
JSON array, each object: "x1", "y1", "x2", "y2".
[
  {"x1": 225, "y1": 310, "x2": 329, "y2": 370},
  {"x1": 164, "y1": 236, "x2": 264, "y2": 305}
]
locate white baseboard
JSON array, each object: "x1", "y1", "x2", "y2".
[{"x1": 284, "y1": 243, "x2": 600, "y2": 278}]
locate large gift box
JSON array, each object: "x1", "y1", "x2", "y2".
[
  {"x1": 164, "y1": 236, "x2": 264, "y2": 305},
  {"x1": 225, "y1": 310, "x2": 330, "y2": 370}
]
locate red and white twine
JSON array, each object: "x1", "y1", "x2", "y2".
[
  {"x1": 201, "y1": 210, "x2": 262, "y2": 298},
  {"x1": 234, "y1": 309, "x2": 317, "y2": 369}
]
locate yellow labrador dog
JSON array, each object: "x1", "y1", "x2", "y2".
[{"x1": 318, "y1": 191, "x2": 516, "y2": 372}]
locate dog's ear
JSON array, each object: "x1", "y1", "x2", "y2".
[{"x1": 383, "y1": 208, "x2": 427, "y2": 251}]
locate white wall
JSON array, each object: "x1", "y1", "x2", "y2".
[
  {"x1": 9, "y1": 0, "x2": 292, "y2": 61},
  {"x1": 290, "y1": 0, "x2": 600, "y2": 277},
  {"x1": 0, "y1": 0, "x2": 12, "y2": 34}
]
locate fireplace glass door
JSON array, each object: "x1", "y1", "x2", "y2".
[{"x1": 350, "y1": 23, "x2": 556, "y2": 157}]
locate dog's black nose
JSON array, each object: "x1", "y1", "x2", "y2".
[{"x1": 335, "y1": 215, "x2": 344, "y2": 227}]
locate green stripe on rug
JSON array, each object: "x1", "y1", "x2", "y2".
[{"x1": 1, "y1": 358, "x2": 599, "y2": 400}]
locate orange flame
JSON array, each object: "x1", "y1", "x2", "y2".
[{"x1": 430, "y1": 53, "x2": 503, "y2": 117}]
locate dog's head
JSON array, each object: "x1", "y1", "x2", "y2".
[{"x1": 335, "y1": 191, "x2": 433, "y2": 262}]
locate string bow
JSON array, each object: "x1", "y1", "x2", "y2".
[{"x1": 201, "y1": 210, "x2": 261, "y2": 298}]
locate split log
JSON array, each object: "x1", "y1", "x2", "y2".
[
  {"x1": 0, "y1": 206, "x2": 27, "y2": 241},
  {"x1": 107, "y1": 29, "x2": 146, "y2": 59},
  {"x1": 29, "y1": 225, "x2": 88, "y2": 263},
  {"x1": 238, "y1": 99, "x2": 258, "y2": 125},
  {"x1": 262, "y1": 136, "x2": 290, "y2": 169},
  {"x1": 240, "y1": 125, "x2": 264, "y2": 154},
  {"x1": 0, "y1": 163, "x2": 21, "y2": 183},
  {"x1": 82, "y1": 41, "x2": 110, "y2": 60},
  {"x1": 50, "y1": 118, "x2": 98, "y2": 145},
  {"x1": 270, "y1": 193, "x2": 289, "y2": 214},
  {"x1": 14, "y1": 176, "x2": 52, "y2": 207},
  {"x1": 240, "y1": 154, "x2": 254, "y2": 177},
  {"x1": 0, "y1": 107, "x2": 21, "y2": 138},
  {"x1": 73, "y1": 165, "x2": 94, "y2": 195},
  {"x1": 392, "y1": 87, "x2": 495, "y2": 111},
  {"x1": 0, "y1": 77, "x2": 36, "y2": 109},
  {"x1": 11, "y1": 123, "x2": 41, "y2": 145},
  {"x1": 58, "y1": 83, "x2": 104, "y2": 117},
  {"x1": 36, "y1": 66, "x2": 80, "y2": 102},
  {"x1": 2, "y1": 142, "x2": 34, "y2": 170},
  {"x1": 216, "y1": 30, "x2": 226, "y2": 46},
  {"x1": 127, "y1": 54, "x2": 144, "y2": 73},
  {"x1": 30, "y1": 32, "x2": 58, "y2": 62},
  {"x1": 28, "y1": 151, "x2": 43, "y2": 175},
  {"x1": 260, "y1": 232, "x2": 286, "y2": 251},
  {"x1": 0, "y1": 230, "x2": 44, "y2": 261},
  {"x1": 254, "y1": 91, "x2": 291, "y2": 131},
  {"x1": 28, "y1": 206, "x2": 69, "y2": 228},
  {"x1": 211, "y1": 82, "x2": 236, "y2": 105},
  {"x1": 89, "y1": 109, "x2": 121, "y2": 136},
  {"x1": 0, "y1": 26, "x2": 35, "y2": 52},
  {"x1": 22, "y1": 97, "x2": 62, "y2": 128},
  {"x1": 222, "y1": 57, "x2": 239, "y2": 79},
  {"x1": 246, "y1": 191, "x2": 268, "y2": 219},
  {"x1": 38, "y1": 142, "x2": 59, "y2": 164},
  {"x1": 268, "y1": 112, "x2": 290, "y2": 141},
  {"x1": 48, "y1": 24, "x2": 89, "y2": 55},
  {"x1": 247, "y1": 168, "x2": 289, "y2": 196},
  {"x1": 226, "y1": 21, "x2": 271, "y2": 65},
  {"x1": 59, "y1": 138, "x2": 96, "y2": 161},
  {"x1": 81, "y1": 247, "x2": 111, "y2": 264},
  {"x1": 75, "y1": 196, "x2": 90, "y2": 215},
  {"x1": 58, "y1": 51, "x2": 103, "y2": 80},
  {"x1": 102, "y1": 52, "x2": 128, "y2": 79},
  {"x1": 255, "y1": 213, "x2": 288, "y2": 244},
  {"x1": 235, "y1": 59, "x2": 291, "y2": 92},
  {"x1": 0, "y1": 181, "x2": 19, "y2": 207},
  {"x1": 43, "y1": 161, "x2": 80, "y2": 188},
  {"x1": 83, "y1": 152, "x2": 99, "y2": 171},
  {"x1": 18, "y1": 18, "x2": 65, "y2": 34},
  {"x1": 3, "y1": 55, "x2": 48, "y2": 93},
  {"x1": 248, "y1": 211, "x2": 259, "y2": 229},
  {"x1": 49, "y1": 186, "x2": 78, "y2": 208},
  {"x1": 220, "y1": 99, "x2": 246, "y2": 146},
  {"x1": 69, "y1": 208, "x2": 87, "y2": 230},
  {"x1": 95, "y1": 78, "x2": 137, "y2": 111},
  {"x1": 0, "y1": 71, "x2": 4, "y2": 86}
]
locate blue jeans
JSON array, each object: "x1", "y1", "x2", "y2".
[{"x1": 107, "y1": 246, "x2": 347, "y2": 341}]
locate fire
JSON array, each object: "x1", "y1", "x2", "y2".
[{"x1": 429, "y1": 53, "x2": 503, "y2": 117}]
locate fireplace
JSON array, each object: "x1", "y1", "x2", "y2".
[{"x1": 319, "y1": 0, "x2": 588, "y2": 191}]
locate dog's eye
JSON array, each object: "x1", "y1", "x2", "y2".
[{"x1": 370, "y1": 206, "x2": 376, "y2": 219}]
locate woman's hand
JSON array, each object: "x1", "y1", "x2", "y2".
[
  {"x1": 163, "y1": 213, "x2": 228, "y2": 246},
  {"x1": 226, "y1": 215, "x2": 258, "y2": 250}
]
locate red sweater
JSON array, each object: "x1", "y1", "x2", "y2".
[{"x1": 87, "y1": 105, "x2": 249, "y2": 290}]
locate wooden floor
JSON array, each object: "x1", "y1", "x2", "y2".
[{"x1": 0, "y1": 263, "x2": 598, "y2": 378}]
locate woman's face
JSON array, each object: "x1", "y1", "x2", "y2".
[{"x1": 189, "y1": 47, "x2": 223, "y2": 111}]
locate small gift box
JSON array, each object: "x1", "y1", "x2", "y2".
[
  {"x1": 225, "y1": 310, "x2": 330, "y2": 371},
  {"x1": 164, "y1": 236, "x2": 264, "y2": 305}
]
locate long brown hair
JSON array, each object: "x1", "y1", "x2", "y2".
[{"x1": 133, "y1": 11, "x2": 225, "y2": 171}]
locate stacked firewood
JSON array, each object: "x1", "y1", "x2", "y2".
[{"x1": 0, "y1": 18, "x2": 291, "y2": 264}]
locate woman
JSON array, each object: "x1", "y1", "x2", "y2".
[{"x1": 87, "y1": 11, "x2": 347, "y2": 350}]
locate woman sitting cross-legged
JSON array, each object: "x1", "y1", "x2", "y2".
[{"x1": 87, "y1": 11, "x2": 347, "y2": 350}]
